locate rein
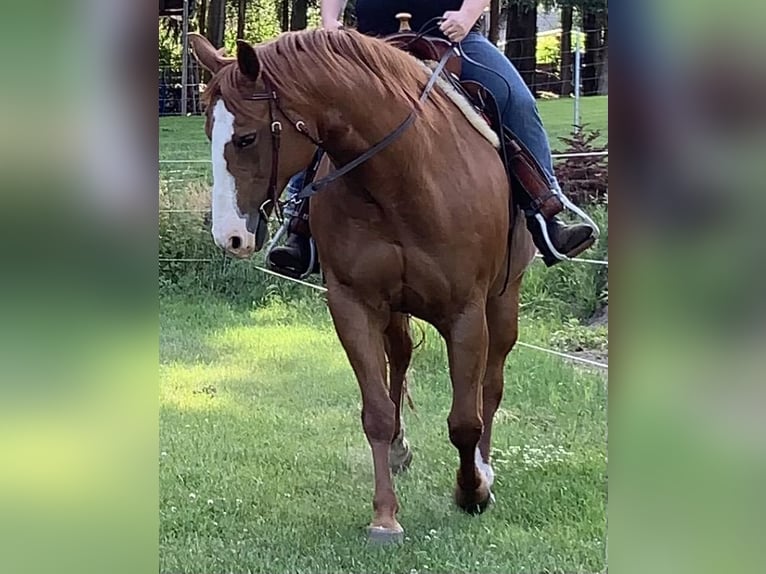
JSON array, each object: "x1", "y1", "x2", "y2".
[
  {"x1": 243, "y1": 45, "x2": 455, "y2": 219},
  {"x1": 299, "y1": 47, "x2": 454, "y2": 199}
]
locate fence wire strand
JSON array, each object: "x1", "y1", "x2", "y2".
[{"x1": 159, "y1": 256, "x2": 608, "y2": 369}]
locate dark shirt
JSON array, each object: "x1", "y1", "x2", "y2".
[{"x1": 355, "y1": 0, "x2": 466, "y2": 37}]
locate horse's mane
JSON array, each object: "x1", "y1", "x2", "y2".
[{"x1": 204, "y1": 29, "x2": 452, "y2": 130}]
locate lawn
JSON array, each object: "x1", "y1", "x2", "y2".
[
  {"x1": 160, "y1": 95, "x2": 608, "y2": 163},
  {"x1": 159, "y1": 94, "x2": 608, "y2": 572},
  {"x1": 160, "y1": 296, "x2": 607, "y2": 573}
]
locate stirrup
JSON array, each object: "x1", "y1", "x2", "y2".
[
  {"x1": 265, "y1": 219, "x2": 317, "y2": 280},
  {"x1": 535, "y1": 189, "x2": 601, "y2": 262}
]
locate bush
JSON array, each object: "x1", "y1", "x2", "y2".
[
  {"x1": 551, "y1": 317, "x2": 608, "y2": 352},
  {"x1": 554, "y1": 125, "x2": 609, "y2": 205}
]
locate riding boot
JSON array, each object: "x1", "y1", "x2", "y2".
[
  {"x1": 505, "y1": 137, "x2": 596, "y2": 266},
  {"x1": 268, "y1": 233, "x2": 313, "y2": 276},
  {"x1": 527, "y1": 215, "x2": 596, "y2": 267},
  {"x1": 267, "y1": 193, "x2": 320, "y2": 277}
]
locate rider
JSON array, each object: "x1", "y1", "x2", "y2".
[{"x1": 268, "y1": 0, "x2": 595, "y2": 274}]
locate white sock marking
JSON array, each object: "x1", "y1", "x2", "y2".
[{"x1": 475, "y1": 447, "x2": 495, "y2": 487}]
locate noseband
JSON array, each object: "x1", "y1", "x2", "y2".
[{"x1": 243, "y1": 47, "x2": 455, "y2": 230}]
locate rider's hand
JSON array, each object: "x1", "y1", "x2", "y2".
[
  {"x1": 439, "y1": 9, "x2": 474, "y2": 43},
  {"x1": 322, "y1": 19, "x2": 343, "y2": 31}
]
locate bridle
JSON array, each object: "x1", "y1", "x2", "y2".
[
  {"x1": 241, "y1": 47, "x2": 455, "y2": 233},
  {"x1": 243, "y1": 81, "x2": 322, "y2": 229}
]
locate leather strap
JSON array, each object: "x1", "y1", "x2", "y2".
[
  {"x1": 297, "y1": 46, "x2": 455, "y2": 200},
  {"x1": 247, "y1": 81, "x2": 284, "y2": 220}
]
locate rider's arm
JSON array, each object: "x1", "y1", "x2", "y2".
[
  {"x1": 321, "y1": 0, "x2": 347, "y2": 29},
  {"x1": 458, "y1": 0, "x2": 490, "y2": 26}
]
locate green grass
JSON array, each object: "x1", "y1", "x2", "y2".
[
  {"x1": 160, "y1": 295, "x2": 607, "y2": 573},
  {"x1": 538, "y1": 96, "x2": 608, "y2": 147},
  {"x1": 159, "y1": 95, "x2": 608, "y2": 165},
  {"x1": 159, "y1": 94, "x2": 608, "y2": 571}
]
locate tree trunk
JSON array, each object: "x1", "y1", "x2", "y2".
[
  {"x1": 280, "y1": 0, "x2": 290, "y2": 32},
  {"x1": 236, "y1": 0, "x2": 248, "y2": 39},
  {"x1": 582, "y1": 6, "x2": 602, "y2": 96},
  {"x1": 504, "y1": 1, "x2": 537, "y2": 93},
  {"x1": 599, "y1": 51, "x2": 608, "y2": 94},
  {"x1": 489, "y1": 0, "x2": 500, "y2": 45},
  {"x1": 206, "y1": 0, "x2": 226, "y2": 48},
  {"x1": 599, "y1": 9, "x2": 608, "y2": 94},
  {"x1": 290, "y1": 0, "x2": 308, "y2": 31},
  {"x1": 197, "y1": 0, "x2": 207, "y2": 35},
  {"x1": 559, "y1": 5, "x2": 573, "y2": 96}
]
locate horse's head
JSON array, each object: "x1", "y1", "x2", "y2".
[{"x1": 189, "y1": 34, "x2": 317, "y2": 258}]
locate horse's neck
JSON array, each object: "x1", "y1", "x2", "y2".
[{"x1": 306, "y1": 89, "x2": 437, "y2": 193}]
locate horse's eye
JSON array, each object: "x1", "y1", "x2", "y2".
[{"x1": 234, "y1": 133, "x2": 257, "y2": 149}]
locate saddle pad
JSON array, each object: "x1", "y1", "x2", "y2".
[{"x1": 414, "y1": 57, "x2": 500, "y2": 149}]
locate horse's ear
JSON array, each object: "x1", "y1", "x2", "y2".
[
  {"x1": 236, "y1": 40, "x2": 261, "y2": 81},
  {"x1": 188, "y1": 33, "x2": 230, "y2": 73}
]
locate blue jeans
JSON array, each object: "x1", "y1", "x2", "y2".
[
  {"x1": 284, "y1": 171, "x2": 305, "y2": 203},
  {"x1": 459, "y1": 32, "x2": 559, "y2": 189}
]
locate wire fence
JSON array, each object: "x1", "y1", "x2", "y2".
[
  {"x1": 158, "y1": 255, "x2": 608, "y2": 370},
  {"x1": 159, "y1": 29, "x2": 608, "y2": 115},
  {"x1": 158, "y1": 151, "x2": 608, "y2": 165},
  {"x1": 159, "y1": 23, "x2": 609, "y2": 370}
]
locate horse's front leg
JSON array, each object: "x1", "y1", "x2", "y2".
[
  {"x1": 326, "y1": 284, "x2": 402, "y2": 543},
  {"x1": 444, "y1": 298, "x2": 493, "y2": 514}
]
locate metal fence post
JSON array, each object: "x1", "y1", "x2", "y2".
[{"x1": 573, "y1": 31, "x2": 581, "y2": 129}]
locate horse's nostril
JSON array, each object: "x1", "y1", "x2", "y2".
[{"x1": 230, "y1": 236, "x2": 242, "y2": 249}]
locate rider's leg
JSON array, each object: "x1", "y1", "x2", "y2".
[
  {"x1": 458, "y1": 32, "x2": 595, "y2": 263},
  {"x1": 267, "y1": 171, "x2": 313, "y2": 273}
]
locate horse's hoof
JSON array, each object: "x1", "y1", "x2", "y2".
[
  {"x1": 367, "y1": 525, "x2": 404, "y2": 545},
  {"x1": 389, "y1": 445, "x2": 413, "y2": 475},
  {"x1": 455, "y1": 483, "x2": 494, "y2": 515}
]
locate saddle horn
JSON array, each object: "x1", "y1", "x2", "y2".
[{"x1": 395, "y1": 12, "x2": 412, "y2": 32}]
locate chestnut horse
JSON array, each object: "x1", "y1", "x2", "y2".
[{"x1": 189, "y1": 29, "x2": 535, "y2": 542}]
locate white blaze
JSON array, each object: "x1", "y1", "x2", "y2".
[{"x1": 210, "y1": 99, "x2": 255, "y2": 254}]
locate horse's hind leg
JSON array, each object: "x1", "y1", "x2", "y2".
[
  {"x1": 326, "y1": 285, "x2": 402, "y2": 541},
  {"x1": 476, "y1": 277, "x2": 523, "y2": 490},
  {"x1": 385, "y1": 313, "x2": 414, "y2": 474},
  {"x1": 444, "y1": 298, "x2": 492, "y2": 514}
]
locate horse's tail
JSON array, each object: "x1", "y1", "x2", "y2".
[{"x1": 404, "y1": 316, "x2": 426, "y2": 413}]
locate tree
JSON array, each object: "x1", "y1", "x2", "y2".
[
  {"x1": 197, "y1": 0, "x2": 207, "y2": 35},
  {"x1": 206, "y1": 0, "x2": 226, "y2": 47},
  {"x1": 599, "y1": 8, "x2": 608, "y2": 94},
  {"x1": 574, "y1": 0, "x2": 607, "y2": 95},
  {"x1": 560, "y1": 3, "x2": 573, "y2": 95},
  {"x1": 280, "y1": 0, "x2": 290, "y2": 32},
  {"x1": 504, "y1": 0, "x2": 537, "y2": 91},
  {"x1": 488, "y1": 0, "x2": 501, "y2": 45},
  {"x1": 289, "y1": 0, "x2": 308, "y2": 30},
  {"x1": 236, "y1": 0, "x2": 248, "y2": 39}
]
